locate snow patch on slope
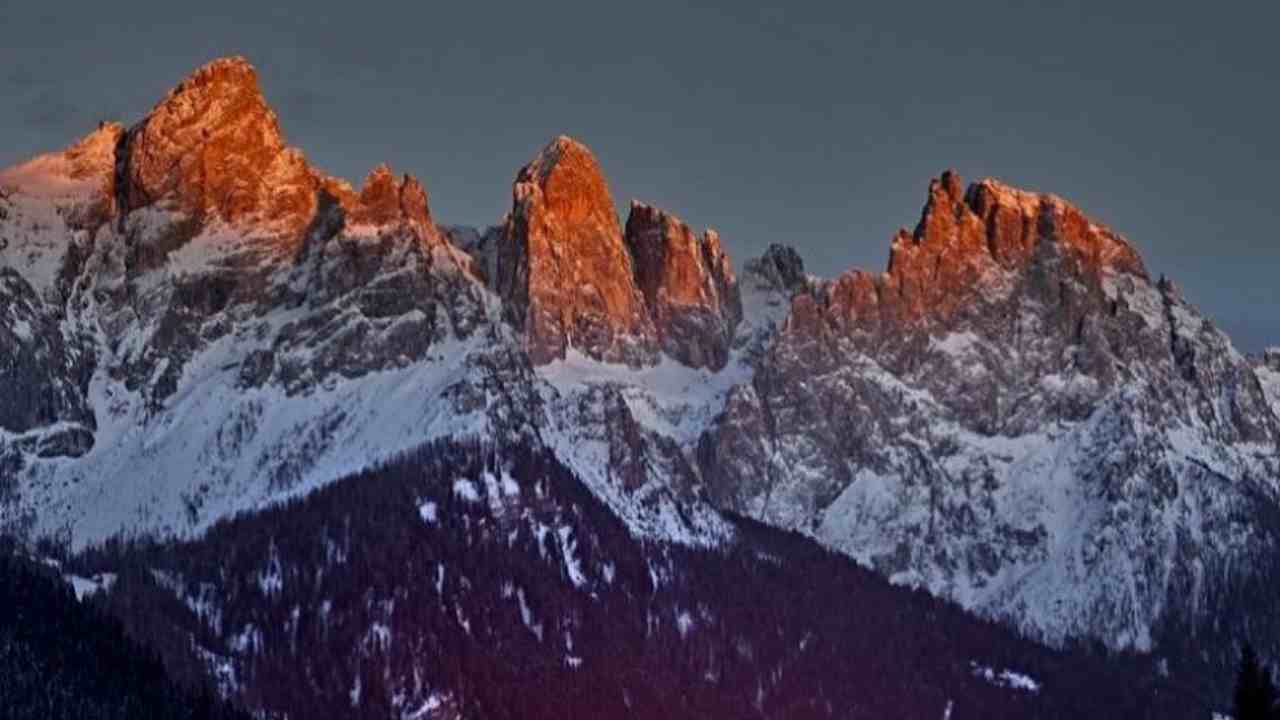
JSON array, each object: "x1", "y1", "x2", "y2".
[
  {"x1": 971, "y1": 662, "x2": 1041, "y2": 693},
  {"x1": 815, "y1": 379, "x2": 1274, "y2": 651},
  {"x1": 539, "y1": 348, "x2": 750, "y2": 447},
  {"x1": 0, "y1": 177, "x2": 95, "y2": 298},
  {"x1": 536, "y1": 349, "x2": 740, "y2": 547},
  {"x1": 19, "y1": 331, "x2": 499, "y2": 550},
  {"x1": 64, "y1": 572, "x2": 117, "y2": 600}
]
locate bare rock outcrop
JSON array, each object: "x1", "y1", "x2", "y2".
[
  {"x1": 5, "y1": 54, "x2": 1280, "y2": 685},
  {"x1": 344, "y1": 164, "x2": 434, "y2": 230},
  {"x1": 624, "y1": 202, "x2": 741, "y2": 369},
  {"x1": 811, "y1": 170, "x2": 1150, "y2": 336},
  {"x1": 120, "y1": 56, "x2": 318, "y2": 238},
  {"x1": 493, "y1": 136, "x2": 657, "y2": 366},
  {"x1": 699, "y1": 171, "x2": 1280, "y2": 653},
  {"x1": 743, "y1": 244, "x2": 808, "y2": 295}
]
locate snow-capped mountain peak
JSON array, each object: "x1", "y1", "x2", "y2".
[{"x1": 3, "y1": 58, "x2": 1279, "y2": 685}]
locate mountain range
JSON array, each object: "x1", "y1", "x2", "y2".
[{"x1": 3, "y1": 56, "x2": 1278, "y2": 717}]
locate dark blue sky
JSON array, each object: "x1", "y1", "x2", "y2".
[{"x1": 2, "y1": 1, "x2": 1275, "y2": 350}]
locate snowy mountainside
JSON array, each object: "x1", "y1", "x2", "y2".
[
  {"x1": 524, "y1": 241, "x2": 806, "y2": 545},
  {"x1": 2, "y1": 55, "x2": 1279, "y2": 705},
  {"x1": 68, "y1": 439, "x2": 1199, "y2": 720},
  {"x1": 699, "y1": 176, "x2": 1280, "y2": 653},
  {"x1": 0, "y1": 128, "x2": 534, "y2": 544},
  {"x1": 0, "y1": 60, "x2": 717, "y2": 550}
]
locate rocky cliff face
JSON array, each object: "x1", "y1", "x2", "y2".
[
  {"x1": 624, "y1": 202, "x2": 741, "y2": 370},
  {"x1": 700, "y1": 171, "x2": 1280, "y2": 649},
  {"x1": 119, "y1": 57, "x2": 317, "y2": 238},
  {"x1": 0, "y1": 59, "x2": 734, "y2": 551},
  {"x1": 0, "y1": 58, "x2": 538, "y2": 543},
  {"x1": 492, "y1": 136, "x2": 657, "y2": 366},
  {"x1": 815, "y1": 171, "x2": 1147, "y2": 334},
  {"x1": 1259, "y1": 348, "x2": 1280, "y2": 417},
  {"x1": 3, "y1": 57, "x2": 1279, "y2": 694},
  {"x1": 0, "y1": 123, "x2": 118, "y2": 458},
  {"x1": 0, "y1": 270, "x2": 94, "y2": 444}
]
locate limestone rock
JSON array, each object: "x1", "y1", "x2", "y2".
[
  {"x1": 121, "y1": 56, "x2": 318, "y2": 237},
  {"x1": 700, "y1": 171, "x2": 1280, "y2": 654},
  {"x1": 744, "y1": 244, "x2": 808, "y2": 295},
  {"x1": 624, "y1": 202, "x2": 741, "y2": 369},
  {"x1": 493, "y1": 136, "x2": 657, "y2": 365}
]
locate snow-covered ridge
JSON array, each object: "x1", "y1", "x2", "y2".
[
  {"x1": 0, "y1": 121, "x2": 118, "y2": 200},
  {"x1": 0, "y1": 57, "x2": 763, "y2": 552},
  {"x1": 3, "y1": 56, "x2": 1279, "y2": 676},
  {"x1": 538, "y1": 348, "x2": 750, "y2": 447},
  {"x1": 0, "y1": 125, "x2": 119, "y2": 298},
  {"x1": 0, "y1": 134, "x2": 539, "y2": 547}
]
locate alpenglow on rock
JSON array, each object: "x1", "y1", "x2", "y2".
[
  {"x1": 119, "y1": 57, "x2": 320, "y2": 237},
  {"x1": 700, "y1": 170, "x2": 1280, "y2": 652},
  {"x1": 624, "y1": 201, "x2": 742, "y2": 370},
  {"x1": 0, "y1": 57, "x2": 533, "y2": 545},
  {"x1": 3, "y1": 57, "x2": 1280, "y2": 699},
  {"x1": 492, "y1": 136, "x2": 658, "y2": 366}
]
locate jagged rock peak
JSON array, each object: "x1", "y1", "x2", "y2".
[
  {"x1": 509, "y1": 135, "x2": 620, "y2": 229},
  {"x1": 121, "y1": 55, "x2": 317, "y2": 233},
  {"x1": 744, "y1": 244, "x2": 808, "y2": 294},
  {"x1": 808, "y1": 170, "x2": 1155, "y2": 334},
  {"x1": 624, "y1": 201, "x2": 742, "y2": 370},
  {"x1": 923, "y1": 171, "x2": 1149, "y2": 278},
  {"x1": 1262, "y1": 347, "x2": 1280, "y2": 371},
  {"x1": 494, "y1": 136, "x2": 657, "y2": 366},
  {"x1": 132, "y1": 54, "x2": 281, "y2": 158},
  {"x1": 520, "y1": 134, "x2": 595, "y2": 184},
  {"x1": 347, "y1": 163, "x2": 433, "y2": 228},
  {"x1": 168, "y1": 55, "x2": 260, "y2": 93},
  {"x1": 625, "y1": 201, "x2": 734, "y2": 308}
]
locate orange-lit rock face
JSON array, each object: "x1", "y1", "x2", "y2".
[
  {"x1": 625, "y1": 202, "x2": 741, "y2": 369},
  {"x1": 495, "y1": 136, "x2": 657, "y2": 366},
  {"x1": 966, "y1": 178, "x2": 1146, "y2": 276},
  {"x1": 58, "y1": 122, "x2": 126, "y2": 229},
  {"x1": 802, "y1": 170, "x2": 1149, "y2": 337},
  {"x1": 64, "y1": 122, "x2": 124, "y2": 185},
  {"x1": 122, "y1": 57, "x2": 318, "y2": 236},
  {"x1": 345, "y1": 164, "x2": 434, "y2": 230},
  {"x1": 118, "y1": 57, "x2": 445, "y2": 251}
]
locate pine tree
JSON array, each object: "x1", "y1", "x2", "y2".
[{"x1": 1234, "y1": 644, "x2": 1279, "y2": 720}]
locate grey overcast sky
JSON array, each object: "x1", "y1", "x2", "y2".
[{"x1": 1, "y1": 1, "x2": 1276, "y2": 350}]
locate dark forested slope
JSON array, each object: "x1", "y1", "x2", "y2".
[
  {"x1": 66, "y1": 440, "x2": 1206, "y2": 719},
  {"x1": 0, "y1": 543, "x2": 248, "y2": 720}
]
